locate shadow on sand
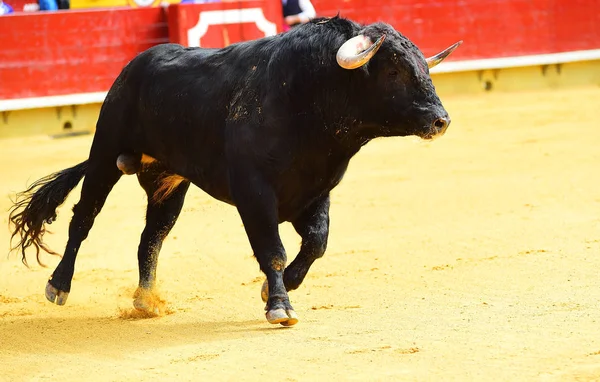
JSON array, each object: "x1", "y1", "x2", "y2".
[{"x1": 0, "y1": 311, "x2": 294, "y2": 357}]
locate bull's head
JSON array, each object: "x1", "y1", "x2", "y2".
[{"x1": 335, "y1": 25, "x2": 462, "y2": 140}]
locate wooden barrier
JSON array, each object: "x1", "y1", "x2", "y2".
[
  {"x1": 2, "y1": 0, "x2": 37, "y2": 12},
  {"x1": 1, "y1": 0, "x2": 599, "y2": 113},
  {"x1": 311, "y1": 0, "x2": 600, "y2": 61},
  {"x1": 167, "y1": 0, "x2": 282, "y2": 48},
  {"x1": 0, "y1": 7, "x2": 169, "y2": 101}
]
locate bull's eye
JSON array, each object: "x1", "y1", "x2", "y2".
[{"x1": 388, "y1": 70, "x2": 398, "y2": 77}]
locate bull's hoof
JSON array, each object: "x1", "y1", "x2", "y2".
[
  {"x1": 266, "y1": 308, "x2": 299, "y2": 326},
  {"x1": 261, "y1": 279, "x2": 269, "y2": 302},
  {"x1": 133, "y1": 287, "x2": 165, "y2": 316},
  {"x1": 45, "y1": 282, "x2": 69, "y2": 305},
  {"x1": 133, "y1": 299, "x2": 161, "y2": 316}
]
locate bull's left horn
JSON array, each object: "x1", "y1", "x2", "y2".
[
  {"x1": 426, "y1": 40, "x2": 463, "y2": 69},
  {"x1": 336, "y1": 34, "x2": 386, "y2": 70}
]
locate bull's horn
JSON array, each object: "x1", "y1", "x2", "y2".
[
  {"x1": 426, "y1": 41, "x2": 463, "y2": 69},
  {"x1": 336, "y1": 34, "x2": 386, "y2": 70}
]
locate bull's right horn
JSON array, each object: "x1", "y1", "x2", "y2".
[
  {"x1": 336, "y1": 34, "x2": 386, "y2": 70},
  {"x1": 426, "y1": 41, "x2": 463, "y2": 69}
]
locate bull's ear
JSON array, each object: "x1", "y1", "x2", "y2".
[
  {"x1": 336, "y1": 34, "x2": 386, "y2": 70},
  {"x1": 426, "y1": 41, "x2": 463, "y2": 69}
]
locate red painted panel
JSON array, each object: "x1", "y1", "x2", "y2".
[
  {"x1": 2, "y1": 0, "x2": 37, "y2": 12},
  {"x1": 168, "y1": 0, "x2": 283, "y2": 48},
  {"x1": 0, "y1": 7, "x2": 168, "y2": 100},
  {"x1": 310, "y1": 0, "x2": 600, "y2": 60},
  {"x1": 1, "y1": 0, "x2": 599, "y2": 103}
]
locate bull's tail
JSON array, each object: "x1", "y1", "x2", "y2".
[{"x1": 8, "y1": 160, "x2": 89, "y2": 267}]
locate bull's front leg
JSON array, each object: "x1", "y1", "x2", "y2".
[
  {"x1": 261, "y1": 194, "x2": 330, "y2": 302},
  {"x1": 229, "y1": 168, "x2": 298, "y2": 326}
]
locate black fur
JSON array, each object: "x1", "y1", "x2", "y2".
[
  {"x1": 9, "y1": 161, "x2": 88, "y2": 267},
  {"x1": 7, "y1": 16, "x2": 456, "y2": 323}
]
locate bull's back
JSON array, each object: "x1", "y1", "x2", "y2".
[
  {"x1": 130, "y1": 43, "x2": 229, "y2": 148},
  {"x1": 102, "y1": 43, "x2": 234, "y2": 202}
]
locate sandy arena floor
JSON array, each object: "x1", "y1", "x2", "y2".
[{"x1": 1, "y1": 87, "x2": 599, "y2": 381}]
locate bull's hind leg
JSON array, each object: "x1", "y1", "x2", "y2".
[
  {"x1": 46, "y1": 161, "x2": 122, "y2": 305},
  {"x1": 261, "y1": 195, "x2": 330, "y2": 302},
  {"x1": 133, "y1": 165, "x2": 190, "y2": 314}
]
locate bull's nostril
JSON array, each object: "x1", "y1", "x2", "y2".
[{"x1": 433, "y1": 118, "x2": 448, "y2": 130}]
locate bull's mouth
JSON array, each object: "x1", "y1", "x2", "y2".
[{"x1": 421, "y1": 129, "x2": 446, "y2": 140}]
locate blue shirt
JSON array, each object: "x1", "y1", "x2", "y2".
[{"x1": 38, "y1": 0, "x2": 58, "y2": 11}]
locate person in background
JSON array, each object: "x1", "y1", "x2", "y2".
[
  {"x1": 282, "y1": 0, "x2": 316, "y2": 31},
  {"x1": 56, "y1": 0, "x2": 69, "y2": 9},
  {"x1": 0, "y1": 0, "x2": 14, "y2": 14},
  {"x1": 38, "y1": 0, "x2": 58, "y2": 10}
]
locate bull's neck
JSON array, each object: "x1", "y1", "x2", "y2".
[{"x1": 329, "y1": 118, "x2": 389, "y2": 154}]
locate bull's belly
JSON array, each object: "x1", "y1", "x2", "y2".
[
  {"x1": 139, "y1": 153, "x2": 235, "y2": 206},
  {"x1": 187, "y1": 175, "x2": 321, "y2": 223},
  {"x1": 189, "y1": 178, "x2": 236, "y2": 206},
  {"x1": 185, "y1": 169, "x2": 325, "y2": 223},
  {"x1": 179, "y1": 169, "x2": 235, "y2": 206},
  {"x1": 138, "y1": 155, "x2": 335, "y2": 224}
]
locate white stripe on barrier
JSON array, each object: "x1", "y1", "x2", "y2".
[
  {"x1": 187, "y1": 8, "x2": 277, "y2": 48},
  {"x1": 2, "y1": 49, "x2": 600, "y2": 112},
  {"x1": 0, "y1": 92, "x2": 108, "y2": 112},
  {"x1": 430, "y1": 48, "x2": 600, "y2": 73}
]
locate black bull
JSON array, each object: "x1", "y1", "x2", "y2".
[{"x1": 9, "y1": 16, "x2": 461, "y2": 326}]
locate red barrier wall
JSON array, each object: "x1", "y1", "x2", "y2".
[
  {"x1": 168, "y1": 0, "x2": 283, "y2": 48},
  {"x1": 311, "y1": 0, "x2": 600, "y2": 61},
  {"x1": 0, "y1": 7, "x2": 168, "y2": 100},
  {"x1": 1, "y1": 0, "x2": 599, "y2": 104},
  {"x1": 3, "y1": 0, "x2": 36, "y2": 12}
]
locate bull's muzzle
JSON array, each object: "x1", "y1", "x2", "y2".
[{"x1": 423, "y1": 116, "x2": 451, "y2": 140}]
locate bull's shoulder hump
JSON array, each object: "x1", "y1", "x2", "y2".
[{"x1": 139, "y1": 44, "x2": 216, "y2": 64}]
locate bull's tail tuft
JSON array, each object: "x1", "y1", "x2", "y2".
[{"x1": 8, "y1": 160, "x2": 88, "y2": 267}]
